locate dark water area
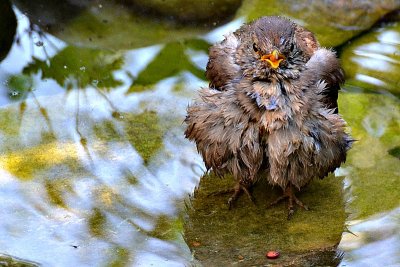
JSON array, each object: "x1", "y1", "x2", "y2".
[{"x1": 0, "y1": 0, "x2": 399, "y2": 266}]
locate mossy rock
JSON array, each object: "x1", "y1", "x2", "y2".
[
  {"x1": 236, "y1": 0, "x2": 400, "y2": 47},
  {"x1": 340, "y1": 22, "x2": 400, "y2": 96},
  {"x1": 0, "y1": 253, "x2": 39, "y2": 267},
  {"x1": 13, "y1": 0, "x2": 211, "y2": 50},
  {"x1": 184, "y1": 173, "x2": 346, "y2": 266},
  {"x1": 122, "y1": 0, "x2": 242, "y2": 24},
  {"x1": 339, "y1": 91, "x2": 400, "y2": 219}
]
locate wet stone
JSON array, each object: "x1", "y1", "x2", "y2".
[
  {"x1": 184, "y1": 172, "x2": 346, "y2": 266},
  {"x1": 338, "y1": 91, "x2": 400, "y2": 219},
  {"x1": 12, "y1": 1, "x2": 212, "y2": 50},
  {"x1": 236, "y1": 0, "x2": 400, "y2": 47},
  {"x1": 0, "y1": 253, "x2": 39, "y2": 267},
  {"x1": 123, "y1": 0, "x2": 242, "y2": 25}
]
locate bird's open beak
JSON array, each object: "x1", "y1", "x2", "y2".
[{"x1": 260, "y1": 49, "x2": 285, "y2": 69}]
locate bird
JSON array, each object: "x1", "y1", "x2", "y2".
[{"x1": 184, "y1": 16, "x2": 353, "y2": 219}]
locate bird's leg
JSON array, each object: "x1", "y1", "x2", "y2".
[
  {"x1": 269, "y1": 184, "x2": 309, "y2": 219},
  {"x1": 227, "y1": 181, "x2": 255, "y2": 209},
  {"x1": 207, "y1": 179, "x2": 255, "y2": 209}
]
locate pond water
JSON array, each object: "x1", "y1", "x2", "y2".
[{"x1": 0, "y1": 1, "x2": 399, "y2": 266}]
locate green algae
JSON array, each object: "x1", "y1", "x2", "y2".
[
  {"x1": 88, "y1": 207, "x2": 107, "y2": 238},
  {"x1": 184, "y1": 173, "x2": 346, "y2": 265},
  {"x1": 45, "y1": 179, "x2": 74, "y2": 208},
  {"x1": 149, "y1": 215, "x2": 184, "y2": 241},
  {"x1": 125, "y1": 111, "x2": 164, "y2": 164},
  {"x1": 107, "y1": 246, "x2": 131, "y2": 267},
  {"x1": 0, "y1": 142, "x2": 83, "y2": 180},
  {"x1": 339, "y1": 91, "x2": 400, "y2": 219},
  {"x1": 340, "y1": 22, "x2": 400, "y2": 96}
]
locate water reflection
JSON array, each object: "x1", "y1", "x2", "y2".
[
  {"x1": 341, "y1": 21, "x2": 400, "y2": 96},
  {"x1": 0, "y1": 7, "x2": 203, "y2": 266},
  {"x1": 340, "y1": 208, "x2": 400, "y2": 266}
]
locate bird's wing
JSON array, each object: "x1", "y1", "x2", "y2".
[
  {"x1": 295, "y1": 25, "x2": 344, "y2": 112},
  {"x1": 294, "y1": 24, "x2": 320, "y2": 58},
  {"x1": 305, "y1": 48, "x2": 345, "y2": 113},
  {"x1": 206, "y1": 32, "x2": 241, "y2": 90},
  {"x1": 184, "y1": 88, "x2": 263, "y2": 179}
]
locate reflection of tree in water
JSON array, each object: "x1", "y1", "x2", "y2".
[
  {"x1": 129, "y1": 40, "x2": 208, "y2": 90},
  {"x1": 0, "y1": 21, "x2": 200, "y2": 267},
  {"x1": 0, "y1": 6, "x2": 210, "y2": 264},
  {"x1": 12, "y1": 17, "x2": 210, "y2": 168},
  {"x1": 23, "y1": 46, "x2": 123, "y2": 90}
]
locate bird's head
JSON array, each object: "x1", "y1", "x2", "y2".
[{"x1": 237, "y1": 16, "x2": 318, "y2": 81}]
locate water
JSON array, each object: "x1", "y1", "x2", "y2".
[{"x1": 0, "y1": 1, "x2": 399, "y2": 266}]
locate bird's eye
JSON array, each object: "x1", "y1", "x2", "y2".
[{"x1": 253, "y1": 43, "x2": 259, "y2": 52}]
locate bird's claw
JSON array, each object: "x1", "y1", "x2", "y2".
[
  {"x1": 269, "y1": 185, "x2": 310, "y2": 219},
  {"x1": 226, "y1": 183, "x2": 255, "y2": 209},
  {"x1": 228, "y1": 197, "x2": 234, "y2": 210},
  {"x1": 287, "y1": 208, "x2": 295, "y2": 220}
]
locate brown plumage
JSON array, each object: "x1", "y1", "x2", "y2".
[{"x1": 185, "y1": 16, "x2": 352, "y2": 218}]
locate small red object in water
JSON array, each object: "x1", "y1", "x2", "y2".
[{"x1": 266, "y1": 250, "x2": 280, "y2": 259}]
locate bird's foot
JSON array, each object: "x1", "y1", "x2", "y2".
[
  {"x1": 227, "y1": 183, "x2": 255, "y2": 209},
  {"x1": 208, "y1": 182, "x2": 255, "y2": 209},
  {"x1": 269, "y1": 185, "x2": 309, "y2": 220}
]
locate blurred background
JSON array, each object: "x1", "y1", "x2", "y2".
[{"x1": 0, "y1": 0, "x2": 399, "y2": 266}]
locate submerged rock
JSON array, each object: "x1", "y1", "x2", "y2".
[
  {"x1": 236, "y1": 0, "x2": 400, "y2": 47},
  {"x1": 120, "y1": 0, "x2": 242, "y2": 25},
  {"x1": 0, "y1": 253, "x2": 39, "y2": 267},
  {"x1": 184, "y1": 173, "x2": 346, "y2": 265},
  {"x1": 12, "y1": 1, "x2": 211, "y2": 50},
  {"x1": 339, "y1": 91, "x2": 400, "y2": 219}
]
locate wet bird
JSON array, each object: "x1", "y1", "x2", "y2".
[{"x1": 184, "y1": 16, "x2": 352, "y2": 218}]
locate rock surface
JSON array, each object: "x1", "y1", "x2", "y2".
[
  {"x1": 184, "y1": 173, "x2": 346, "y2": 266},
  {"x1": 236, "y1": 0, "x2": 400, "y2": 47},
  {"x1": 121, "y1": 0, "x2": 242, "y2": 24}
]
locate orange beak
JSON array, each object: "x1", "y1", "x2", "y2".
[{"x1": 260, "y1": 49, "x2": 285, "y2": 69}]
